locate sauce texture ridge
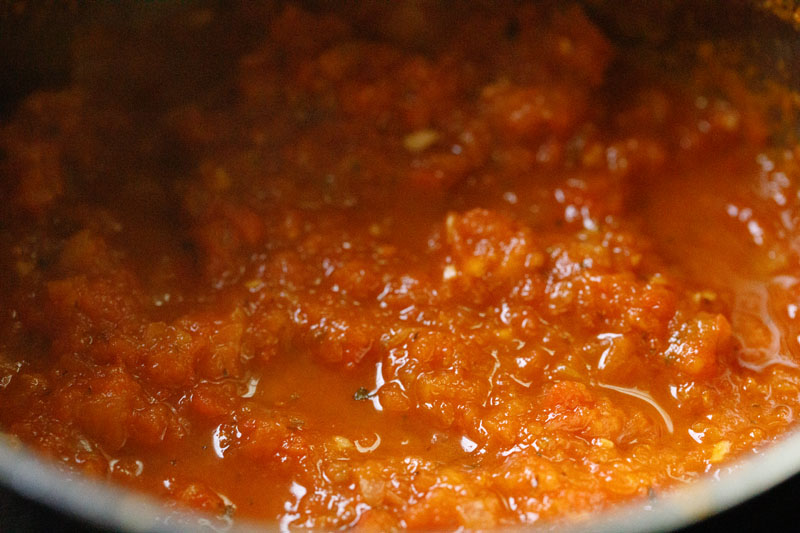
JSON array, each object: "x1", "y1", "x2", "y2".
[{"x1": 2, "y1": 2, "x2": 800, "y2": 530}]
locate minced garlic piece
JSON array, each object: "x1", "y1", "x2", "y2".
[
  {"x1": 710, "y1": 440, "x2": 731, "y2": 463},
  {"x1": 403, "y1": 129, "x2": 440, "y2": 152},
  {"x1": 244, "y1": 279, "x2": 264, "y2": 291},
  {"x1": 596, "y1": 438, "x2": 615, "y2": 449},
  {"x1": 332, "y1": 436, "x2": 354, "y2": 451}
]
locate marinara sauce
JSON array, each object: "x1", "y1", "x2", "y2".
[{"x1": 1, "y1": 1, "x2": 800, "y2": 530}]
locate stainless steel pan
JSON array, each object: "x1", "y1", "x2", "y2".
[{"x1": 1, "y1": 1, "x2": 798, "y2": 531}]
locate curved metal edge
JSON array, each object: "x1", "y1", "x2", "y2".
[
  {"x1": 3, "y1": 427, "x2": 800, "y2": 533},
  {"x1": 557, "y1": 428, "x2": 800, "y2": 533},
  {"x1": 0, "y1": 437, "x2": 258, "y2": 533}
]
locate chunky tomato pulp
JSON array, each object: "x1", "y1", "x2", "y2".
[{"x1": 2, "y1": 2, "x2": 800, "y2": 530}]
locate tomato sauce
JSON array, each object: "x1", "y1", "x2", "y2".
[{"x1": 2, "y1": 1, "x2": 800, "y2": 530}]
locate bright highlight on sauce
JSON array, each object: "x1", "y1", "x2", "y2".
[{"x1": 1, "y1": 1, "x2": 800, "y2": 530}]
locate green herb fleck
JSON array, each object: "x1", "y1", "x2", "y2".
[{"x1": 353, "y1": 387, "x2": 372, "y2": 401}]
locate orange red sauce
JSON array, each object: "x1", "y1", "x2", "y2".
[{"x1": 2, "y1": 2, "x2": 800, "y2": 530}]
